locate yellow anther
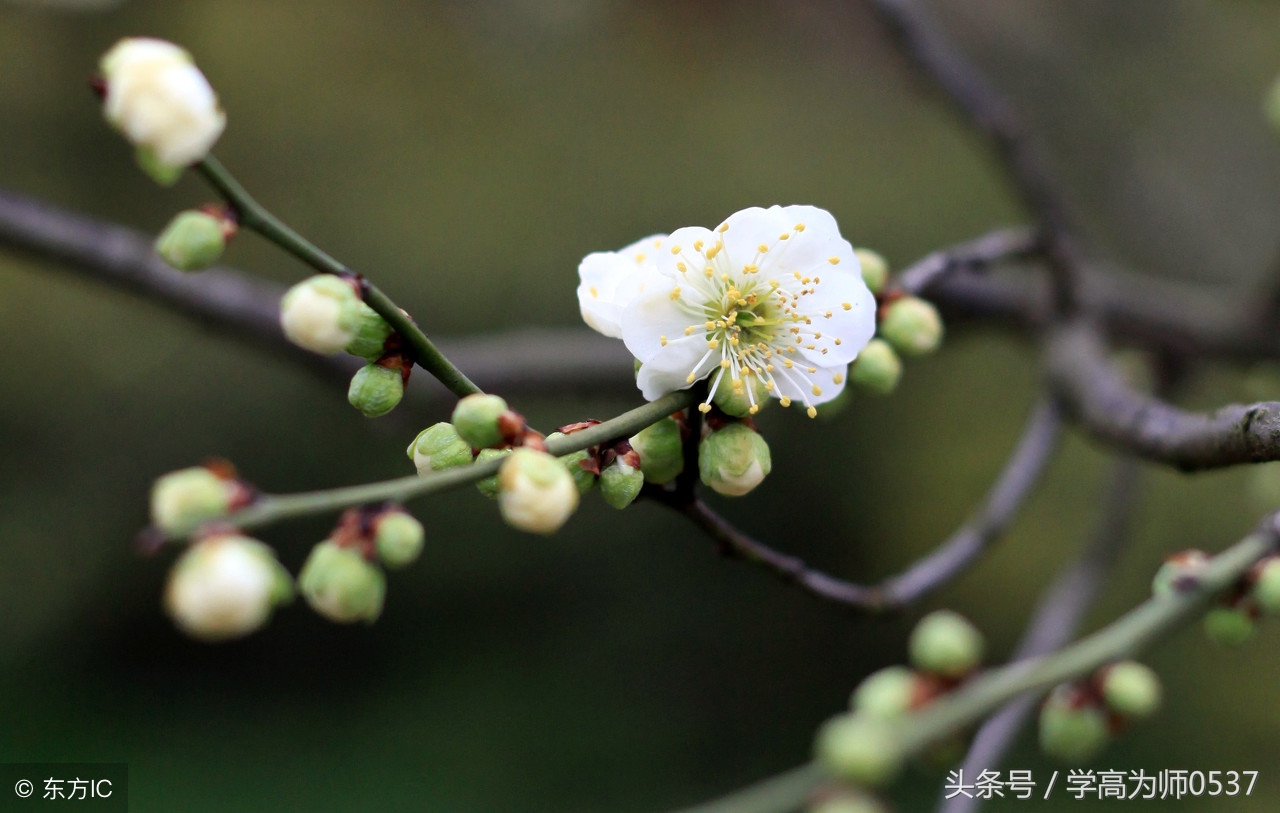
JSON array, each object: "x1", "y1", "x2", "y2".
[
  {"x1": 730, "y1": 337, "x2": 740, "y2": 346},
  {"x1": 685, "y1": 326, "x2": 697, "y2": 335},
  {"x1": 757, "y1": 244, "x2": 769, "y2": 253},
  {"x1": 743, "y1": 264, "x2": 758, "y2": 274},
  {"x1": 669, "y1": 286, "x2": 682, "y2": 300},
  {"x1": 706, "y1": 245, "x2": 721, "y2": 259},
  {"x1": 841, "y1": 302, "x2": 852, "y2": 310},
  {"x1": 748, "y1": 404, "x2": 760, "y2": 415},
  {"x1": 705, "y1": 320, "x2": 716, "y2": 330},
  {"x1": 671, "y1": 245, "x2": 682, "y2": 255},
  {"x1": 635, "y1": 253, "x2": 646, "y2": 262},
  {"x1": 764, "y1": 380, "x2": 775, "y2": 390},
  {"x1": 765, "y1": 364, "x2": 775, "y2": 372},
  {"x1": 793, "y1": 271, "x2": 803, "y2": 280},
  {"x1": 589, "y1": 286, "x2": 599, "y2": 298},
  {"x1": 698, "y1": 402, "x2": 712, "y2": 414},
  {"x1": 808, "y1": 366, "x2": 817, "y2": 373},
  {"x1": 660, "y1": 335, "x2": 668, "y2": 346},
  {"x1": 805, "y1": 343, "x2": 815, "y2": 350},
  {"x1": 686, "y1": 372, "x2": 697, "y2": 383},
  {"x1": 716, "y1": 320, "x2": 726, "y2": 329},
  {"x1": 704, "y1": 267, "x2": 714, "y2": 278},
  {"x1": 784, "y1": 359, "x2": 794, "y2": 369},
  {"x1": 806, "y1": 406, "x2": 817, "y2": 418},
  {"x1": 834, "y1": 338, "x2": 843, "y2": 345},
  {"x1": 780, "y1": 396, "x2": 792, "y2": 407},
  {"x1": 731, "y1": 378, "x2": 743, "y2": 388},
  {"x1": 833, "y1": 373, "x2": 845, "y2": 384},
  {"x1": 677, "y1": 261, "x2": 687, "y2": 272},
  {"x1": 824, "y1": 311, "x2": 832, "y2": 318},
  {"x1": 794, "y1": 223, "x2": 806, "y2": 232},
  {"x1": 694, "y1": 240, "x2": 704, "y2": 251},
  {"x1": 828, "y1": 257, "x2": 840, "y2": 265},
  {"x1": 779, "y1": 233, "x2": 790, "y2": 240},
  {"x1": 812, "y1": 385, "x2": 823, "y2": 396},
  {"x1": 708, "y1": 339, "x2": 720, "y2": 350},
  {"x1": 718, "y1": 222, "x2": 729, "y2": 232}
]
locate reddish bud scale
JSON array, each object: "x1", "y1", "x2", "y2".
[{"x1": 875, "y1": 287, "x2": 908, "y2": 321}]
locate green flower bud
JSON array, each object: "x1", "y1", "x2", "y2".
[
  {"x1": 854, "y1": 248, "x2": 890, "y2": 295},
  {"x1": 879, "y1": 296, "x2": 943, "y2": 356},
  {"x1": 374, "y1": 511, "x2": 425, "y2": 569},
  {"x1": 280, "y1": 275, "x2": 362, "y2": 354},
  {"x1": 629, "y1": 416, "x2": 684, "y2": 485},
  {"x1": 344, "y1": 303, "x2": 395, "y2": 362},
  {"x1": 475, "y1": 447, "x2": 512, "y2": 498},
  {"x1": 699, "y1": 423, "x2": 771, "y2": 497},
  {"x1": 814, "y1": 715, "x2": 904, "y2": 788},
  {"x1": 600, "y1": 458, "x2": 644, "y2": 509},
  {"x1": 452, "y1": 393, "x2": 510, "y2": 449},
  {"x1": 711, "y1": 374, "x2": 770, "y2": 418},
  {"x1": 1038, "y1": 686, "x2": 1109, "y2": 763},
  {"x1": 1100, "y1": 661, "x2": 1162, "y2": 719},
  {"x1": 498, "y1": 448, "x2": 580, "y2": 535},
  {"x1": 851, "y1": 666, "x2": 917, "y2": 719},
  {"x1": 155, "y1": 210, "x2": 226, "y2": 271},
  {"x1": 407, "y1": 422, "x2": 473, "y2": 475},
  {"x1": 298, "y1": 540, "x2": 386, "y2": 624},
  {"x1": 134, "y1": 145, "x2": 184, "y2": 186},
  {"x1": 348, "y1": 363, "x2": 404, "y2": 418},
  {"x1": 1203, "y1": 606, "x2": 1254, "y2": 646},
  {"x1": 150, "y1": 466, "x2": 236, "y2": 534},
  {"x1": 1265, "y1": 74, "x2": 1280, "y2": 135},
  {"x1": 164, "y1": 534, "x2": 292, "y2": 642},
  {"x1": 1151, "y1": 549, "x2": 1209, "y2": 598},
  {"x1": 848, "y1": 339, "x2": 902, "y2": 396},
  {"x1": 1251, "y1": 556, "x2": 1280, "y2": 614},
  {"x1": 546, "y1": 433, "x2": 597, "y2": 495},
  {"x1": 808, "y1": 791, "x2": 887, "y2": 813},
  {"x1": 908, "y1": 610, "x2": 984, "y2": 678}
]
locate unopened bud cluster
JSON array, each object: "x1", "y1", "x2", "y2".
[
  {"x1": 1150, "y1": 547, "x2": 1280, "y2": 647},
  {"x1": 814, "y1": 610, "x2": 986, "y2": 789},
  {"x1": 1038, "y1": 660, "x2": 1162, "y2": 763}
]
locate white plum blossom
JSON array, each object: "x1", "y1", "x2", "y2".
[
  {"x1": 577, "y1": 205, "x2": 878, "y2": 416},
  {"x1": 100, "y1": 37, "x2": 226, "y2": 171}
]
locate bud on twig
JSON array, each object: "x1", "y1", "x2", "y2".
[
  {"x1": 452, "y1": 394, "x2": 511, "y2": 449},
  {"x1": 879, "y1": 296, "x2": 943, "y2": 356},
  {"x1": 629, "y1": 416, "x2": 684, "y2": 485},
  {"x1": 297, "y1": 540, "x2": 386, "y2": 624},
  {"x1": 407, "y1": 422, "x2": 474, "y2": 475},
  {"x1": 497, "y1": 448, "x2": 580, "y2": 535},
  {"x1": 164, "y1": 533, "x2": 292, "y2": 641},
  {"x1": 155, "y1": 209, "x2": 231, "y2": 271},
  {"x1": 854, "y1": 248, "x2": 890, "y2": 295},
  {"x1": 699, "y1": 422, "x2": 771, "y2": 497},
  {"x1": 373, "y1": 508, "x2": 425, "y2": 569},
  {"x1": 908, "y1": 610, "x2": 984, "y2": 679},
  {"x1": 280, "y1": 275, "x2": 363, "y2": 355}
]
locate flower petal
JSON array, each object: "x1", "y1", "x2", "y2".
[
  {"x1": 793, "y1": 268, "x2": 877, "y2": 366},
  {"x1": 620, "y1": 273, "x2": 709, "y2": 364},
  {"x1": 576, "y1": 233, "x2": 666, "y2": 338},
  {"x1": 768, "y1": 358, "x2": 849, "y2": 407},
  {"x1": 635, "y1": 335, "x2": 721, "y2": 400}
]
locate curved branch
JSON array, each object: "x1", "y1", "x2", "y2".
[
  {"x1": 938, "y1": 457, "x2": 1141, "y2": 813},
  {"x1": 1048, "y1": 320, "x2": 1280, "y2": 470},
  {"x1": 869, "y1": 0, "x2": 1082, "y2": 313},
  {"x1": 895, "y1": 226, "x2": 1040, "y2": 296},
  {"x1": 651, "y1": 398, "x2": 1061, "y2": 611},
  {"x1": 672, "y1": 519, "x2": 1278, "y2": 813}
]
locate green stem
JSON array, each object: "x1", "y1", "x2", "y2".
[
  {"x1": 673, "y1": 525, "x2": 1277, "y2": 813},
  {"x1": 195, "y1": 154, "x2": 481, "y2": 398},
  {"x1": 170, "y1": 389, "x2": 695, "y2": 540}
]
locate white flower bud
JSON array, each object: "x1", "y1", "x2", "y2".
[
  {"x1": 297, "y1": 540, "x2": 386, "y2": 624},
  {"x1": 280, "y1": 275, "x2": 362, "y2": 354},
  {"x1": 407, "y1": 422, "x2": 474, "y2": 475},
  {"x1": 373, "y1": 510, "x2": 425, "y2": 569},
  {"x1": 599, "y1": 457, "x2": 644, "y2": 509},
  {"x1": 452, "y1": 393, "x2": 510, "y2": 449},
  {"x1": 698, "y1": 423, "x2": 771, "y2": 497},
  {"x1": 164, "y1": 534, "x2": 292, "y2": 642},
  {"x1": 629, "y1": 417, "x2": 684, "y2": 485},
  {"x1": 150, "y1": 466, "x2": 237, "y2": 534},
  {"x1": 99, "y1": 38, "x2": 225, "y2": 182},
  {"x1": 879, "y1": 296, "x2": 943, "y2": 356},
  {"x1": 347, "y1": 363, "x2": 404, "y2": 418},
  {"x1": 497, "y1": 448, "x2": 580, "y2": 535},
  {"x1": 155, "y1": 210, "x2": 227, "y2": 271}
]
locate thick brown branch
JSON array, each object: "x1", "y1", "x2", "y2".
[{"x1": 1048, "y1": 320, "x2": 1280, "y2": 470}]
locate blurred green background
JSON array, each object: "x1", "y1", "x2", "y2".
[{"x1": 3, "y1": 1, "x2": 1280, "y2": 810}]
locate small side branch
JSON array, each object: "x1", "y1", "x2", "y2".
[
  {"x1": 1048, "y1": 321, "x2": 1280, "y2": 470},
  {"x1": 895, "y1": 226, "x2": 1041, "y2": 296},
  {"x1": 652, "y1": 398, "x2": 1061, "y2": 612}
]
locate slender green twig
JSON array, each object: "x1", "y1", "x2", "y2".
[
  {"x1": 670, "y1": 522, "x2": 1278, "y2": 813},
  {"x1": 195, "y1": 155, "x2": 482, "y2": 398},
  {"x1": 163, "y1": 389, "x2": 696, "y2": 540}
]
